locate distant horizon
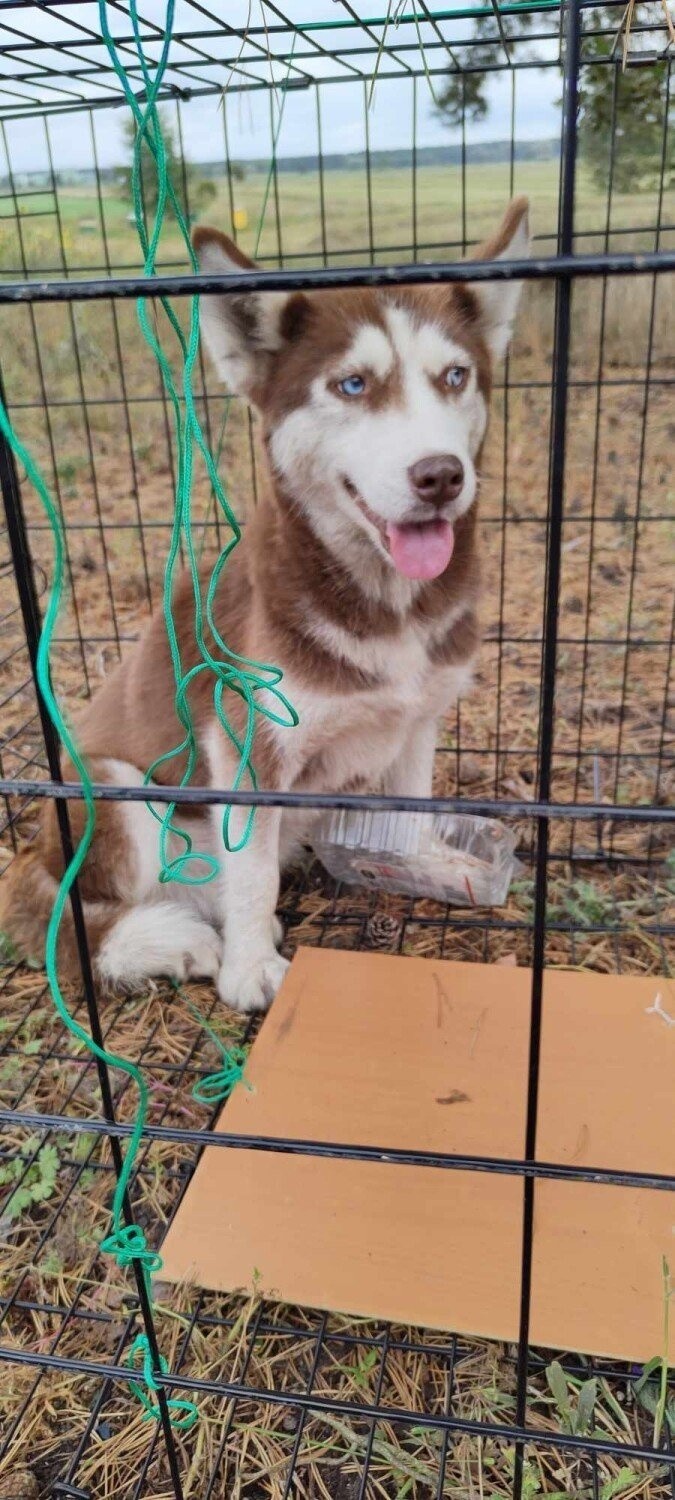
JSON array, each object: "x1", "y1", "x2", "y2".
[
  {"x1": 2, "y1": 135, "x2": 561, "y2": 186},
  {"x1": 198, "y1": 135, "x2": 560, "y2": 172}
]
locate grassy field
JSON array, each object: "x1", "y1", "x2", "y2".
[
  {"x1": 2, "y1": 159, "x2": 673, "y2": 267},
  {"x1": 1, "y1": 158, "x2": 672, "y2": 436}
]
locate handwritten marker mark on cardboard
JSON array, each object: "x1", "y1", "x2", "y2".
[
  {"x1": 469, "y1": 1007, "x2": 488, "y2": 1060},
  {"x1": 432, "y1": 971, "x2": 452, "y2": 1029}
]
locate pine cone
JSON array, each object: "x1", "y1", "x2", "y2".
[
  {"x1": 366, "y1": 912, "x2": 402, "y2": 951},
  {"x1": 0, "y1": 1472, "x2": 39, "y2": 1500}
]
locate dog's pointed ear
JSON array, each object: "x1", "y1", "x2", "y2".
[
  {"x1": 468, "y1": 196, "x2": 530, "y2": 360},
  {"x1": 192, "y1": 225, "x2": 310, "y2": 398}
]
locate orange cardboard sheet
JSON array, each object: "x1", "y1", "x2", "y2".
[{"x1": 160, "y1": 949, "x2": 675, "y2": 1361}]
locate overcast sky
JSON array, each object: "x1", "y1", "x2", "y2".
[{"x1": 2, "y1": 0, "x2": 562, "y2": 173}]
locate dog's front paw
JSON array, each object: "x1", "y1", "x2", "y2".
[{"x1": 218, "y1": 950, "x2": 290, "y2": 1013}]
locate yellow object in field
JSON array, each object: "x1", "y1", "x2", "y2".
[{"x1": 233, "y1": 208, "x2": 248, "y2": 232}]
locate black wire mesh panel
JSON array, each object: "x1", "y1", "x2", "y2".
[
  {"x1": 0, "y1": 2, "x2": 674, "y2": 1498},
  {"x1": 0, "y1": 0, "x2": 672, "y2": 115}
]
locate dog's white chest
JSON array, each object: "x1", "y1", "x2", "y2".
[{"x1": 280, "y1": 626, "x2": 471, "y2": 794}]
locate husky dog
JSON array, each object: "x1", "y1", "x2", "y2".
[{"x1": 0, "y1": 198, "x2": 529, "y2": 1012}]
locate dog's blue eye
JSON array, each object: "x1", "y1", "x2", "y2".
[
  {"x1": 445, "y1": 365, "x2": 468, "y2": 390},
  {"x1": 337, "y1": 374, "x2": 365, "y2": 397}
]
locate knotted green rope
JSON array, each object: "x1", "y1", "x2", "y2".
[
  {"x1": 192, "y1": 1047, "x2": 249, "y2": 1105},
  {"x1": 100, "y1": 1222, "x2": 162, "y2": 1275},
  {"x1": 175, "y1": 987, "x2": 252, "y2": 1105},
  {"x1": 168, "y1": 979, "x2": 251, "y2": 1104},
  {"x1": 127, "y1": 1333, "x2": 199, "y2": 1430}
]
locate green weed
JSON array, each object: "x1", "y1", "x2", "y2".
[
  {"x1": 599, "y1": 1469, "x2": 661, "y2": 1499},
  {"x1": 499, "y1": 1447, "x2": 542, "y2": 1497},
  {"x1": 511, "y1": 876, "x2": 615, "y2": 927},
  {"x1": 0, "y1": 1138, "x2": 60, "y2": 1222},
  {"x1": 0, "y1": 931, "x2": 41, "y2": 970},
  {"x1": 545, "y1": 1359, "x2": 598, "y2": 1436},
  {"x1": 0, "y1": 1056, "x2": 22, "y2": 1089},
  {"x1": 331, "y1": 1347, "x2": 379, "y2": 1389},
  {"x1": 554, "y1": 879, "x2": 615, "y2": 928},
  {"x1": 633, "y1": 1259, "x2": 675, "y2": 1445},
  {"x1": 41, "y1": 1246, "x2": 65, "y2": 1278},
  {"x1": 70, "y1": 1130, "x2": 96, "y2": 1164}
]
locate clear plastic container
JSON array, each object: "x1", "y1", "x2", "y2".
[{"x1": 311, "y1": 810, "x2": 519, "y2": 907}]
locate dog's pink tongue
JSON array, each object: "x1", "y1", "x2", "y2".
[{"x1": 386, "y1": 519, "x2": 455, "y2": 581}]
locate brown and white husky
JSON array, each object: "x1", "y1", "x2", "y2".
[{"x1": 0, "y1": 197, "x2": 529, "y2": 1012}]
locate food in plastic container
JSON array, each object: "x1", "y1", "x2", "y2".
[{"x1": 311, "y1": 809, "x2": 519, "y2": 907}]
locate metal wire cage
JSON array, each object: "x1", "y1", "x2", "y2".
[{"x1": 0, "y1": 2, "x2": 674, "y2": 1497}]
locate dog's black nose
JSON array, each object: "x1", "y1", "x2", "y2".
[{"x1": 408, "y1": 454, "x2": 464, "y2": 507}]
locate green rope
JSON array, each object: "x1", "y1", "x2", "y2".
[
  {"x1": 0, "y1": 389, "x2": 182, "y2": 1418},
  {"x1": 192, "y1": 1045, "x2": 249, "y2": 1106},
  {"x1": 171, "y1": 983, "x2": 252, "y2": 1105},
  {"x1": 127, "y1": 1333, "x2": 199, "y2": 1430},
  {"x1": 98, "y1": 0, "x2": 297, "y2": 878},
  {"x1": 0, "y1": 413, "x2": 195, "y2": 1428}
]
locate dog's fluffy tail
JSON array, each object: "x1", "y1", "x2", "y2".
[
  {"x1": 0, "y1": 847, "x2": 121, "y2": 983},
  {"x1": 0, "y1": 845, "x2": 223, "y2": 992}
]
